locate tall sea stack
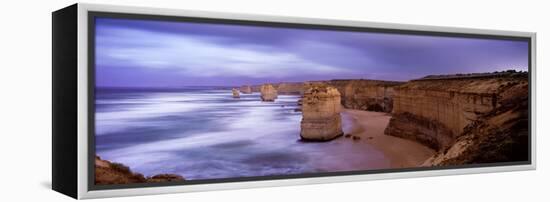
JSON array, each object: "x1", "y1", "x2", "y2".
[
  {"x1": 300, "y1": 84, "x2": 343, "y2": 141},
  {"x1": 232, "y1": 88, "x2": 240, "y2": 98},
  {"x1": 260, "y1": 84, "x2": 278, "y2": 101}
]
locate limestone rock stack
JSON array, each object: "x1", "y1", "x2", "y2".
[
  {"x1": 260, "y1": 84, "x2": 278, "y2": 101},
  {"x1": 300, "y1": 84, "x2": 343, "y2": 141},
  {"x1": 240, "y1": 85, "x2": 252, "y2": 94},
  {"x1": 232, "y1": 88, "x2": 240, "y2": 98}
]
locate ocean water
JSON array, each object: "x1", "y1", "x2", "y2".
[{"x1": 95, "y1": 87, "x2": 387, "y2": 180}]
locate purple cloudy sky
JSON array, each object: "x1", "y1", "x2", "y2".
[{"x1": 95, "y1": 17, "x2": 528, "y2": 87}]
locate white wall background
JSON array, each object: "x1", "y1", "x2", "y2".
[{"x1": 0, "y1": 0, "x2": 547, "y2": 201}]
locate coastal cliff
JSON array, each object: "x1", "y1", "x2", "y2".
[
  {"x1": 276, "y1": 82, "x2": 306, "y2": 94},
  {"x1": 322, "y1": 80, "x2": 402, "y2": 113},
  {"x1": 250, "y1": 80, "x2": 401, "y2": 113},
  {"x1": 423, "y1": 75, "x2": 529, "y2": 165},
  {"x1": 95, "y1": 156, "x2": 184, "y2": 185},
  {"x1": 384, "y1": 72, "x2": 528, "y2": 159}
]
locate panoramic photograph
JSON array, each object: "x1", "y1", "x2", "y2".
[{"x1": 93, "y1": 17, "x2": 530, "y2": 185}]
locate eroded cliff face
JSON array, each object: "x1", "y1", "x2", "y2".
[
  {"x1": 325, "y1": 80, "x2": 402, "y2": 113},
  {"x1": 303, "y1": 80, "x2": 402, "y2": 112},
  {"x1": 423, "y1": 81, "x2": 528, "y2": 165},
  {"x1": 248, "y1": 80, "x2": 400, "y2": 112},
  {"x1": 385, "y1": 73, "x2": 528, "y2": 154}
]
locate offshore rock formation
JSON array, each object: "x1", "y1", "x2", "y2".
[
  {"x1": 95, "y1": 156, "x2": 184, "y2": 185},
  {"x1": 240, "y1": 85, "x2": 252, "y2": 94},
  {"x1": 385, "y1": 72, "x2": 528, "y2": 156},
  {"x1": 300, "y1": 84, "x2": 343, "y2": 141},
  {"x1": 260, "y1": 84, "x2": 278, "y2": 101},
  {"x1": 232, "y1": 88, "x2": 240, "y2": 98}
]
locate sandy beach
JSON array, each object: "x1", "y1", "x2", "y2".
[
  {"x1": 306, "y1": 108, "x2": 435, "y2": 172},
  {"x1": 340, "y1": 109, "x2": 435, "y2": 168}
]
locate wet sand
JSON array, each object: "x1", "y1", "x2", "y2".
[{"x1": 340, "y1": 109, "x2": 435, "y2": 168}]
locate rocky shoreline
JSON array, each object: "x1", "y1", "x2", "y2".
[{"x1": 95, "y1": 156, "x2": 184, "y2": 185}]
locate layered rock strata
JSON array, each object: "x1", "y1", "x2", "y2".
[
  {"x1": 300, "y1": 84, "x2": 343, "y2": 141},
  {"x1": 423, "y1": 77, "x2": 528, "y2": 165},
  {"x1": 260, "y1": 84, "x2": 278, "y2": 101},
  {"x1": 385, "y1": 72, "x2": 528, "y2": 153},
  {"x1": 307, "y1": 80, "x2": 402, "y2": 113},
  {"x1": 248, "y1": 80, "x2": 401, "y2": 112}
]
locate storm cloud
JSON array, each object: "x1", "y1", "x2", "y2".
[{"x1": 95, "y1": 18, "x2": 529, "y2": 87}]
